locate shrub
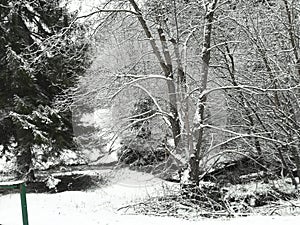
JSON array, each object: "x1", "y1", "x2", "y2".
[{"x1": 118, "y1": 137, "x2": 168, "y2": 166}]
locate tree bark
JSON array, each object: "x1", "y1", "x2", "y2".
[
  {"x1": 15, "y1": 129, "x2": 35, "y2": 181},
  {"x1": 171, "y1": 37, "x2": 192, "y2": 158},
  {"x1": 16, "y1": 145, "x2": 35, "y2": 180},
  {"x1": 282, "y1": 0, "x2": 299, "y2": 76},
  {"x1": 189, "y1": 0, "x2": 218, "y2": 186},
  {"x1": 128, "y1": 0, "x2": 181, "y2": 147}
]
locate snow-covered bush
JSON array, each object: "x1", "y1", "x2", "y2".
[
  {"x1": 46, "y1": 176, "x2": 61, "y2": 190},
  {"x1": 117, "y1": 96, "x2": 170, "y2": 167},
  {"x1": 118, "y1": 137, "x2": 168, "y2": 166}
]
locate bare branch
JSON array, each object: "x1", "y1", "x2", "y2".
[{"x1": 76, "y1": 9, "x2": 139, "y2": 19}]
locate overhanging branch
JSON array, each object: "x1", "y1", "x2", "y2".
[{"x1": 77, "y1": 9, "x2": 139, "y2": 19}]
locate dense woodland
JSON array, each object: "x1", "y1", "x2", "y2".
[{"x1": 1, "y1": 0, "x2": 300, "y2": 217}]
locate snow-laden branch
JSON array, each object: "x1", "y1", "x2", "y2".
[
  {"x1": 206, "y1": 41, "x2": 241, "y2": 51},
  {"x1": 164, "y1": 145, "x2": 187, "y2": 165},
  {"x1": 202, "y1": 124, "x2": 289, "y2": 145},
  {"x1": 0, "y1": 3, "x2": 11, "y2": 8},
  {"x1": 189, "y1": 84, "x2": 300, "y2": 99},
  {"x1": 25, "y1": 17, "x2": 80, "y2": 66},
  {"x1": 132, "y1": 84, "x2": 172, "y2": 126},
  {"x1": 208, "y1": 150, "x2": 269, "y2": 171},
  {"x1": 76, "y1": 9, "x2": 139, "y2": 19},
  {"x1": 110, "y1": 74, "x2": 172, "y2": 99},
  {"x1": 116, "y1": 74, "x2": 172, "y2": 81}
]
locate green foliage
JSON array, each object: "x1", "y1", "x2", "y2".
[{"x1": 0, "y1": 0, "x2": 90, "y2": 176}]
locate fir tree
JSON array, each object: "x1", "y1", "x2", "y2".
[{"x1": 0, "y1": 0, "x2": 90, "y2": 179}]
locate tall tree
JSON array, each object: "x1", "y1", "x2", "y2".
[
  {"x1": 185, "y1": 0, "x2": 219, "y2": 186},
  {"x1": 0, "y1": 0, "x2": 90, "y2": 179}
]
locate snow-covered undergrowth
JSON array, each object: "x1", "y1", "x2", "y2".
[
  {"x1": 0, "y1": 154, "x2": 16, "y2": 174},
  {"x1": 1, "y1": 168, "x2": 300, "y2": 225},
  {"x1": 225, "y1": 179, "x2": 298, "y2": 201},
  {"x1": 0, "y1": 146, "x2": 87, "y2": 176},
  {"x1": 33, "y1": 147, "x2": 86, "y2": 170}
]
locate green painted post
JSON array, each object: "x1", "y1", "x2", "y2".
[
  {"x1": 20, "y1": 183, "x2": 29, "y2": 225},
  {"x1": 0, "y1": 180, "x2": 29, "y2": 225}
]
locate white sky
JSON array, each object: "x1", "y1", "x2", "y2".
[{"x1": 65, "y1": 0, "x2": 103, "y2": 16}]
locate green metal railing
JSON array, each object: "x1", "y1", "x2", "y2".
[{"x1": 0, "y1": 180, "x2": 29, "y2": 225}]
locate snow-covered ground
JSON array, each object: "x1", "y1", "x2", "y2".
[{"x1": 1, "y1": 168, "x2": 300, "y2": 225}]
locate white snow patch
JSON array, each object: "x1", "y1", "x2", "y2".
[
  {"x1": 1, "y1": 189, "x2": 300, "y2": 225},
  {"x1": 59, "y1": 149, "x2": 84, "y2": 165},
  {"x1": 0, "y1": 155, "x2": 16, "y2": 173},
  {"x1": 104, "y1": 137, "x2": 122, "y2": 152},
  {"x1": 46, "y1": 177, "x2": 61, "y2": 189},
  {"x1": 1, "y1": 169, "x2": 300, "y2": 225},
  {"x1": 32, "y1": 146, "x2": 85, "y2": 170},
  {"x1": 93, "y1": 151, "x2": 118, "y2": 165},
  {"x1": 167, "y1": 138, "x2": 175, "y2": 147}
]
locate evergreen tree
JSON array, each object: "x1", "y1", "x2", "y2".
[{"x1": 0, "y1": 0, "x2": 90, "y2": 179}]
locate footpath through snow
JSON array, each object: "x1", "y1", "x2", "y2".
[{"x1": 0, "y1": 168, "x2": 300, "y2": 225}]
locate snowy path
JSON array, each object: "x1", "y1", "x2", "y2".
[{"x1": 0, "y1": 168, "x2": 299, "y2": 225}]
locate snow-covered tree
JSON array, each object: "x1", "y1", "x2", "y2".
[{"x1": 0, "y1": 0, "x2": 90, "y2": 179}]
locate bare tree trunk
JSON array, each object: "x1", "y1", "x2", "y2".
[
  {"x1": 189, "y1": 0, "x2": 218, "y2": 186},
  {"x1": 128, "y1": 0, "x2": 181, "y2": 147},
  {"x1": 157, "y1": 26, "x2": 181, "y2": 147},
  {"x1": 282, "y1": 0, "x2": 299, "y2": 76},
  {"x1": 171, "y1": 37, "x2": 192, "y2": 158},
  {"x1": 16, "y1": 145, "x2": 35, "y2": 180},
  {"x1": 15, "y1": 129, "x2": 35, "y2": 181},
  {"x1": 278, "y1": 145, "x2": 298, "y2": 188},
  {"x1": 282, "y1": 0, "x2": 300, "y2": 183}
]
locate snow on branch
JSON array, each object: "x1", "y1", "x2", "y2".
[
  {"x1": 133, "y1": 83, "x2": 172, "y2": 126},
  {"x1": 110, "y1": 74, "x2": 172, "y2": 100},
  {"x1": 188, "y1": 84, "x2": 300, "y2": 99},
  {"x1": 76, "y1": 9, "x2": 139, "y2": 19},
  {"x1": 202, "y1": 124, "x2": 290, "y2": 146}
]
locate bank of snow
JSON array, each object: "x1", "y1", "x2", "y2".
[{"x1": 0, "y1": 168, "x2": 300, "y2": 225}]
